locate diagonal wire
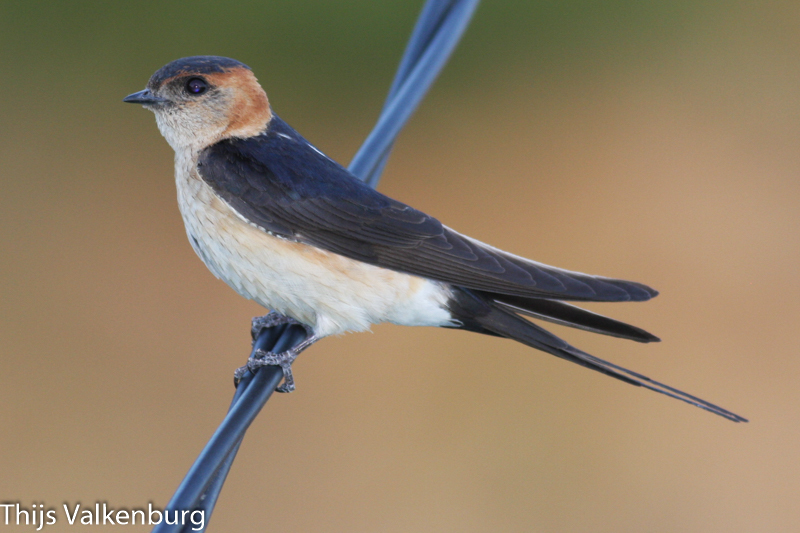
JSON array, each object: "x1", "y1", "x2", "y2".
[
  {"x1": 152, "y1": 1, "x2": 481, "y2": 531},
  {"x1": 350, "y1": 0, "x2": 480, "y2": 186}
]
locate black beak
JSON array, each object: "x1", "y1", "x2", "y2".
[{"x1": 123, "y1": 88, "x2": 167, "y2": 105}]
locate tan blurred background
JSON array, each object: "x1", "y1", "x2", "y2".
[{"x1": 1, "y1": 1, "x2": 798, "y2": 531}]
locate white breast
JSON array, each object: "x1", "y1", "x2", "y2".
[{"x1": 173, "y1": 149, "x2": 454, "y2": 337}]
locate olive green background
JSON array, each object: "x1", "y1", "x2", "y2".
[{"x1": 1, "y1": 1, "x2": 798, "y2": 531}]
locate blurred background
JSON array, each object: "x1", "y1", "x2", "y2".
[{"x1": 1, "y1": 1, "x2": 798, "y2": 531}]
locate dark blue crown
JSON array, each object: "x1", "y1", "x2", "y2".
[{"x1": 149, "y1": 56, "x2": 250, "y2": 88}]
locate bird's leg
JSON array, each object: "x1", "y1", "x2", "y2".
[
  {"x1": 250, "y1": 312, "x2": 302, "y2": 343},
  {"x1": 235, "y1": 312, "x2": 319, "y2": 393}
]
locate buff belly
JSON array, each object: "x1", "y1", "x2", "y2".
[{"x1": 174, "y1": 159, "x2": 454, "y2": 337}]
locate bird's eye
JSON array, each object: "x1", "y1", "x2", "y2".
[{"x1": 186, "y1": 78, "x2": 208, "y2": 95}]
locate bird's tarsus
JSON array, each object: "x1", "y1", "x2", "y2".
[{"x1": 251, "y1": 312, "x2": 303, "y2": 343}]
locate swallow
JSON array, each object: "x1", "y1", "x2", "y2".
[{"x1": 124, "y1": 56, "x2": 745, "y2": 422}]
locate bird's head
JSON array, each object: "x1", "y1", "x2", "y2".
[{"x1": 124, "y1": 56, "x2": 271, "y2": 151}]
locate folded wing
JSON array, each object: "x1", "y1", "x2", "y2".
[{"x1": 198, "y1": 116, "x2": 657, "y2": 303}]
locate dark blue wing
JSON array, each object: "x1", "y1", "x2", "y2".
[{"x1": 196, "y1": 115, "x2": 657, "y2": 302}]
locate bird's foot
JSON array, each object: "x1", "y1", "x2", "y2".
[
  {"x1": 251, "y1": 312, "x2": 307, "y2": 343},
  {"x1": 234, "y1": 348, "x2": 299, "y2": 392},
  {"x1": 236, "y1": 313, "x2": 319, "y2": 392}
]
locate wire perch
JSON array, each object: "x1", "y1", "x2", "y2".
[{"x1": 152, "y1": 1, "x2": 481, "y2": 531}]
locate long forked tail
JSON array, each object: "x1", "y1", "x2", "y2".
[{"x1": 448, "y1": 290, "x2": 747, "y2": 423}]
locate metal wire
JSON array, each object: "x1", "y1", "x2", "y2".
[
  {"x1": 350, "y1": 0, "x2": 480, "y2": 187},
  {"x1": 152, "y1": 1, "x2": 481, "y2": 531}
]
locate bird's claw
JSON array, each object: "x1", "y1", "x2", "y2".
[
  {"x1": 234, "y1": 348, "x2": 299, "y2": 393},
  {"x1": 237, "y1": 315, "x2": 319, "y2": 392}
]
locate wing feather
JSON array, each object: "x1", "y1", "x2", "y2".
[{"x1": 196, "y1": 115, "x2": 657, "y2": 302}]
